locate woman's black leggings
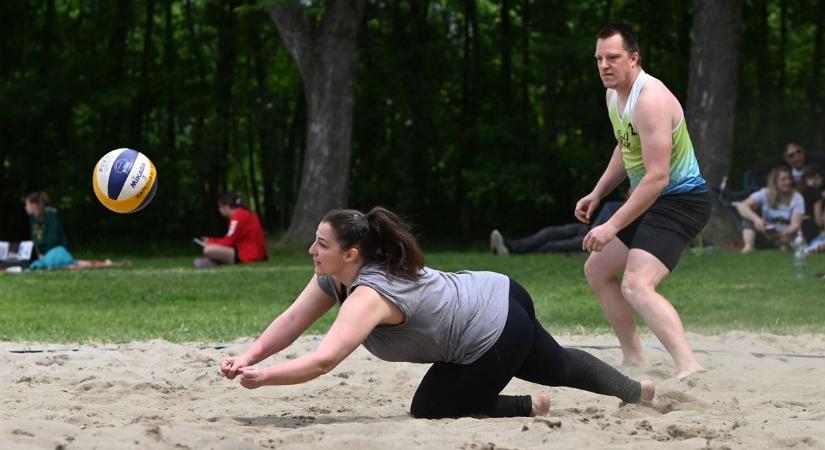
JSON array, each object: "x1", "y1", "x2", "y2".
[{"x1": 409, "y1": 278, "x2": 642, "y2": 419}]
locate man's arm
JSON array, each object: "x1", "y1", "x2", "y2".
[
  {"x1": 574, "y1": 89, "x2": 628, "y2": 224},
  {"x1": 593, "y1": 145, "x2": 629, "y2": 199}
]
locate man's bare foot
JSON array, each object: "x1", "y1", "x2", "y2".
[
  {"x1": 639, "y1": 379, "x2": 655, "y2": 403},
  {"x1": 676, "y1": 364, "x2": 705, "y2": 380},
  {"x1": 530, "y1": 393, "x2": 550, "y2": 417},
  {"x1": 621, "y1": 354, "x2": 647, "y2": 368}
]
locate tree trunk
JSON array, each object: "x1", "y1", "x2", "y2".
[
  {"x1": 808, "y1": 0, "x2": 825, "y2": 150},
  {"x1": 500, "y1": 0, "x2": 512, "y2": 113},
  {"x1": 206, "y1": 0, "x2": 239, "y2": 232},
  {"x1": 248, "y1": 23, "x2": 280, "y2": 232},
  {"x1": 539, "y1": 1, "x2": 560, "y2": 149},
  {"x1": 269, "y1": 0, "x2": 366, "y2": 245},
  {"x1": 685, "y1": 0, "x2": 744, "y2": 242},
  {"x1": 244, "y1": 117, "x2": 257, "y2": 213},
  {"x1": 755, "y1": 0, "x2": 770, "y2": 151},
  {"x1": 602, "y1": 0, "x2": 613, "y2": 23},
  {"x1": 163, "y1": 0, "x2": 176, "y2": 155},
  {"x1": 132, "y1": 0, "x2": 155, "y2": 146},
  {"x1": 520, "y1": 0, "x2": 530, "y2": 128},
  {"x1": 284, "y1": 86, "x2": 305, "y2": 230},
  {"x1": 777, "y1": 0, "x2": 788, "y2": 119},
  {"x1": 458, "y1": 0, "x2": 480, "y2": 236}
]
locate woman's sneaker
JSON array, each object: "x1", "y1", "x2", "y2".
[{"x1": 490, "y1": 230, "x2": 509, "y2": 255}]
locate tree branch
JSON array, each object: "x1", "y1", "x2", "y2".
[{"x1": 269, "y1": 3, "x2": 313, "y2": 81}]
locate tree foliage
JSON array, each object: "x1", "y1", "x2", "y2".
[{"x1": 1, "y1": 0, "x2": 822, "y2": 247}]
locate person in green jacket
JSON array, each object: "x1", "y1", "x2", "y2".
[
  {"x1": 25, "y1": 191, "x2": 70, "y2": 257},
  {"x1": 23, "y1": 191, "x2": 77, "y2": 269},
  {"x1": 7, "y1": 191, "x2": 119, "y2": 271}
]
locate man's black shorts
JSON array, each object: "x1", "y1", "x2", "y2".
[{"x1": 616, "y1": 190, "x2": 711, "y2": 271}]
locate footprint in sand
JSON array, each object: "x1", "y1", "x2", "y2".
[
  {"x1": 774, "y1": 436, "x2": 817, "y2": 447},
  {"x1": 665, "y1": 423, "x2": 724, "y2": 440},
  {"x1": 182, "y1": 352, "x2": 216, "y2": 368},
  {"x1": 651, "y1": 390, "x2": 709, "y2": 414},
  {"x1": 645, "y1": 368, "x2": 671, "y2": 379},
  {"x1": 35, "y1": 354, "x2": 70, "y2": 367},
  {"x1": 14, "y1": 375, "x2": 52, "y2": 385}
]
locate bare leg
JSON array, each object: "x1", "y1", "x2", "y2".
[
  {"x1": 204, "y1": 244, "x2": 236, "y2": 265},
  {"x1": 584, "y1": 239, "x2": 647, "y2": 367},
  {"x1": 67, "y1": 260, "x2": 113, "y2": 270},
  {"x1": 742, "y1": 229, "x2": 755, "y2": 253},
  {"x1": 621, "y1": 249, "x2": 703, "y2": 378},
  {"x1": 640, "y1": 379, "x2": 655, "y2": 402}
]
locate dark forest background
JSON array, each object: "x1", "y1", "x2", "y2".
[{"x1": 1, "y1": 0, "x2": 823, "y2": 249}]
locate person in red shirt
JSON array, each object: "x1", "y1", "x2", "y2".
[{"x1": 195, "y1": 193, "x2": 268, "y2": 268}]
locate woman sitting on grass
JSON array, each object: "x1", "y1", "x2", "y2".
[
  {"x1": 221, "y1": 206, "x2": 654, "y2": 419},
  {"x1": 736, "y1": 167, "x2": 805, "y2": 253},
  {"x1": 21, "y1": 191, "x2": 117, "y2": 271},
  {"x1": 195, "y1": 193, "x2": 268, "y2": 268}
]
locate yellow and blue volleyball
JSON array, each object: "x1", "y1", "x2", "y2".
[{"x1": 92, "y1": 148, "x2": 158, "y2": 213}]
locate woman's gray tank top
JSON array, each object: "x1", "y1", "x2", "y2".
[{"x1": 317, "y1": 265, "x2": 509, "y2": 365}]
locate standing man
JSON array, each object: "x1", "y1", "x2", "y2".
[{"x1": 575, "y1": 23, "x2": 710, "y2": 379}]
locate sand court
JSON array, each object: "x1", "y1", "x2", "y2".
[{"x1": 3, "y1": 332, "x2": 825, "y2": 449}]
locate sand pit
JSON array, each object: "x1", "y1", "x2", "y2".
[{"x1": 3, "y1": 332, "x2": 825, "y2": 449}]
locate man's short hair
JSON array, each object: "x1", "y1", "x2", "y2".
[{"x1": 597, "y1": 22, "x2": 641, "y2": 57}]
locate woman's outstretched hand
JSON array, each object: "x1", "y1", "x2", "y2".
[
  {"x1": 221, "y1": 356, "x2": 250, "y2": 380},
  {"x1": 239, "y1": 366, "x2": 266, "y2": 389}
]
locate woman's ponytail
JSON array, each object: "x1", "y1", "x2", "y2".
[{"x1": 322, "y1": 206, "x2": 425, "y2": 280}]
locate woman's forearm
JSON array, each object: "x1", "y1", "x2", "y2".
[
  {"x1": 243, "y1": 315, "x2": 305, "y2": 363},
  {"x1": 259, "y1": 353, "x2": 333, "y2": 386}
]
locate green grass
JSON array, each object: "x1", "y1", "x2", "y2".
[{"x1": 1, "y1": 249, "x2": 824, "y2": 342}]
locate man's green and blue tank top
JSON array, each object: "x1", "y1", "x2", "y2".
[{"x1": 608, "y1": 70, "x2": 706, "y2": 195}]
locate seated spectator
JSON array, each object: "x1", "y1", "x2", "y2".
[
  {"x1": 24, "y1": 191, "x2": 75, "y2": 270},
  {"x1": 804, "y1": 165, "x2": 825, "y2": 253},
  {"x1": 195, "y1": 193, "x2": 268, "y2": 268},
  {"x1": 17, "y1": 191, "x2": 117, "y2": 271},
  {"x1": 490, "y1": 201, "x2": 623, "y2": 255},
  {"x1": 26, "y1": 192, "x2": 69, "y2": 258},
  {"x1": 799, "y1": 163, "x2": 825, "y2": 242},
  {"x1": 783, "y1": 142, "x2": 807, "y2": 186},
  {"x1": 736, "y1": 167, "x2": 805, "y2": 253}
]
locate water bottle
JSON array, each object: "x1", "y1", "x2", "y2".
[{"x1": 793, "y1": 231, "x2": 807, "y2": 279}]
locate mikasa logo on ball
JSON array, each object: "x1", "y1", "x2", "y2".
[
  {"x1": 130, "y1": 162, "x2": 146, "y2": 188},
  {"x1": 113, "y1": 159, "x2": 133, "y2": 174}
]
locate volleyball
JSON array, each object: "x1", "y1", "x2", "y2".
[{"x1": 92, "y1": 148, "x2": 158, "y2": 213}]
